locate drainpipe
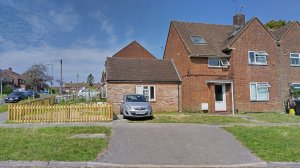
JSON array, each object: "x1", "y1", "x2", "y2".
[
  {"x1": 231, "y1": 82, "x2": 235, "y2": 115},
  {"x1": 177, "y1": 83, "x2": 180, "y2": 112}
]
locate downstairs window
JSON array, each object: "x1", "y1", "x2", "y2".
[
  {"x1": 250, "y1": 82, "x2": 270, "y2": 101},
  {"x1": 136, "y1": 85, "x2": 155, "y2": 101}
]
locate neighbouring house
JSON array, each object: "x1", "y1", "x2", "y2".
[
  {"x1": 64, "y1": 82, "x2": 101, "y2": 94},
  {"x1": 0, "y1": 67, "x2": 25, "y2": 89},
  {"x1": 112, "y1": 41, "x2": 156, "y2": 59},
  {"x1": 101, "y1": 41, "x2": 181, "y2": 114},
  {"x1": 78, "y1": 88, "x2": 99, "y2": 98},
  {"x1": 164, "y1": 14, "x2": 300, "y2": 113}
]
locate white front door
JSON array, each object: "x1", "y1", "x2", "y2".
[{"x1": 215, "y1": 84, "x2": 226, "y2": 111}]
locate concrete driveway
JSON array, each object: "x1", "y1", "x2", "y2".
[{"x1": 97, "y1": 122, "x2": 264, "y2": 166}]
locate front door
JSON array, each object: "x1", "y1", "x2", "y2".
[{"x1": 215, "y1": 84, "x2": 226, "y2": 111}]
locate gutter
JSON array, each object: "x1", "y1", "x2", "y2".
[{"x1": 171, "y1": 59, "x2": 182, "y2": 82}]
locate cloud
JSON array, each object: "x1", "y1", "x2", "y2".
[
  {"x1": 0, "y1": 44, "x2": 121, "y2": 84},
  {"x1": 0, "y1": 36, "x2": 16, "y2": 50},
  {"x1": 48, "y1": 5, "x2": 80, "y2": 32},
  {"x1": 93, "y1": 11, "x2": 118, "y2": 45},
  {"x1": 73, "y1": 36, "x2": 98, "y2": 48}
]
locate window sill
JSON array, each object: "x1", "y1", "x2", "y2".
[
  {"x1": 248, "y1": 63, "x2": 268, "y2": 66},
  {"x1": 208, "y1": 66, "x2": 229, "y2": 69},
  {"x1": 291, "y1": 65, "x2": 300, "y2": 67}
]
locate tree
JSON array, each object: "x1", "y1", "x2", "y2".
[
  {"x1": 265, "y1": 20, "x2": 290, "y2": 29},
  {"x1": 3, "y1": 85, "x2": 13, "y2": 94},
  {"x1": 22, "y1": 64, "x2": 52, "y2": 91},
  {"x1": 87, "y1": 74, "x2": 95, "y2": 87}
]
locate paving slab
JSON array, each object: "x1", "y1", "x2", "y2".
[{"x1": 97, "y1": 123, "x2": 264, "y2": 165}]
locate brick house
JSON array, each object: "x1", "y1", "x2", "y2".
[
  {"x1": 164, "y1": 14, "x2": 300, "y2": 113},
  {"x1": 64, "y1": 82, "x2": 101, "y2": 94},
  {"x1": 270, "y1": 22, "x2": 300, "y2": 104},
  {"x1": 102, "y1": 41, "x2": 181, "y2": 114},
  {"x1": 0, "y1": 67, "x2": 25, "y2": 89}
]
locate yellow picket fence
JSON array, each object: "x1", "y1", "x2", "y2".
[{"x1": 8, "y1": 103, "x2": 113, "y2": 123}]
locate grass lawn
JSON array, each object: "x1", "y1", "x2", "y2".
[
  {"x1": 241, "y1": 112, "x2": 300, "y2": 123},
  {"x1": 0, "y1": 126, "x2": 111, "y2": 161},
  {"x1": 0, "y1": 104, "x2": 7, "y2": 113},
  {"x1": 224, "y1": 126, "x2": 300, "y2": 162},
  {"x1": 140, "y1": 112, "x2": 250, "y2": 124},
  {"x1": 1, "y1": 95, "x2": 7, "y2": 100}
]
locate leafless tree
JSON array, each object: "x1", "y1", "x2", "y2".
[{"x1": 22, "y1": 64, "x2": 53, "y2": 91}]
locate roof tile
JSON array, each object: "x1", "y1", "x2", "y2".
[{"x1": 172, "y1": 21, "x2": 234, "y2": 57}]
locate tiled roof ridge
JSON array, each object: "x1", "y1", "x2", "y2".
[
  {"x1": 171, "y1": 20, "x2": 234, "y2": 27},
  {"x1": 270, "y1": 22, "x2": 297, "y2": 40}
]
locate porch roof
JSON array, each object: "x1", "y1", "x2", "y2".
[{"x1": 205, "y1": 80, "x2": 233, "y2": 84}]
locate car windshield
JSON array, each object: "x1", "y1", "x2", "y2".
[{"x1": 126, "y1": 95, "x2": 147, "y2": 102}]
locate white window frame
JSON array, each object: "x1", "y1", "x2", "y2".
[
  {"x1": 290, "y1": 53, "x2": 300, "y2": 66},
  {"x1": 208, "y1": 58, "x2": 230, "y2": 68},
  {"x1": 248, "y1": 51, "x2": 268, "y2": 65},
  {"x1": 136, "y1": 85, "x2": 156, "y2": 101},
  {"x1": 250, "y1": 82, "x2": 271, "y2": 101},
  {"x1": 292, "y1": 83, "x2": 300, "y2": 90}
]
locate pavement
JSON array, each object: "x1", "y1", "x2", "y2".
[
  {"x1": 0, "y1": 111, "x2": 7, "y2": 124},
  {"x1": 97, "y1": 122, "x2": 263, "y2": 166}
]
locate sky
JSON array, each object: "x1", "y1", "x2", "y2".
[{"x1": 0, "y1": 0, "x2": 299, "y2": 85}]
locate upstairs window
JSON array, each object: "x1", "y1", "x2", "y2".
[
  {"x1": 190, "y1": 36, "x2": 206, "y2": 44},
  {"x1": 250, "y1": 82, "x2": 271, "y2": 101},
  {"x1": 290, "y1": 53, "x2": 300, "y2": 66},
  {"x1": 248, "y1": 51, "x2": 268, "y2": 65},
  {"x1": 208, "y1": 58, "x2": 230, "y2": 68}
]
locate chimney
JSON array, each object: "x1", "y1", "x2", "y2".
[
  {"x1": 233, "y1": 14, "x2": 245, "y2": 26},
  {"x1": 8, "y1": 67, "x2": 12, "y2": 71}
]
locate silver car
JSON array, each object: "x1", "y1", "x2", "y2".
[{"x1": 120, "y1": 94, "x2": 153, "y2": 119}]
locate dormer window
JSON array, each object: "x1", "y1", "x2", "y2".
[
  {"x1": 248, "y1": 51, "x2": 268, "y2": 65},
  {"x1": 190, "y1": 36, "x2": 206, "y2": 44}
]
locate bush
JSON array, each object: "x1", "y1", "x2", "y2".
[{"x1": 3, "y1": 85, "x2": 13, "y2": 94}]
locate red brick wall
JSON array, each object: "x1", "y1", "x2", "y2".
[
  {"x1": 164, "y1": 23, "x2": 190, "y2": 76},
  {"x1": 230, "y1": 19, "x2": 281, "y2": 112},
  {"x1": 107, "y1": 83, "x2": 180, "y2": 114},
  {"x1": 164, "y1": 23, "x2": 232, "y2": 112},
  {"x1": 181, "y1": 76, "x2": 232, "y2": 112},
  {"x1": 113, "y1": 41, "x2": 156, "y2": 59}
]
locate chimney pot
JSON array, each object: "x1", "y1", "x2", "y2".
[{"x1": 233, "y1": 14, "x2": 245, "y2": 26}]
